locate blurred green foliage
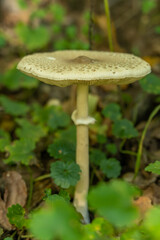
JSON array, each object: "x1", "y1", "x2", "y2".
[
  {"x1": 140, "y1": 73, "x2": 160, "y2": 95},
  {"x1": 141, "y1": 0, "x2": 156, "y2": 14}
]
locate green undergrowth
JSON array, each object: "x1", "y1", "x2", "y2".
[{"x1": 0, "y1": 71, "x2": 159, "y2": 239}]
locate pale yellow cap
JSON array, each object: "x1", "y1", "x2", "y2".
[{"x1": 17, "y1": 50, "x2": 151, "y2": 87}]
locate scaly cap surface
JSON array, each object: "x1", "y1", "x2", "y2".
[{"x1": 17, "y1": 50, "x2": 151, "y2": 87}]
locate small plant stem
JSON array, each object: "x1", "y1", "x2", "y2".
[
  {"x1": 73, "y1": 84, "x2": 90, "y2": 224},
  {"x1": 134, "y1": 104, "x2": 160, "y2": 179},
  {"x1": 34, "y1": 173, "x2": 51, "y2": 182},
  {"x1": 91, "y1": 163, "x2": 104, "y2": 182},
  {"x1": 120, "y1": 139, "x2": 137, "y2": 156},
  {"x1": 21, "y1": 235, "x2": 34, "y2": 238},
  {"x1": 11, "y1": 230, "x2": 17, "y2": 238},
  {"x1": 104, "y1": 0, "x2": 114, "y2": 51}
]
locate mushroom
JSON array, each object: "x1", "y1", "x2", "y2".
[{"x1": 17, "y1": 50, "x2": 151, "y2": 223}]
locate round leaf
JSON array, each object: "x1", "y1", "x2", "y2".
[
  {"x1": 50, "y1": 161, "x2": 81, "y2": 188},
  {"x1": 100, "y1": 158, "x2": 121, "y2": 178},
  {"x1": 113, "y1": 119, "x2": 138, "y2": 139}
]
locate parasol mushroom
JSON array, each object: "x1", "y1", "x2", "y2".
[{"x1": 17, "y1": 50, "x2": 151, "y2": 223}]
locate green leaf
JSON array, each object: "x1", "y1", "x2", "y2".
[
  {"x1": 31, "y1": 9, "x2": 47, "y2": 19},
  {"x1": 53, "y1": 39, "x2": 68, "y2": 50},
  {"x1": 59, "y1": 189, "x2": 70, "y2": 202},
  {"x1": 88, "y1": 180, "x2": 139, "y2": 227},
  {"x1": 29, "y1": 200, "x2": 83, "y2": 240},
  {"x1": 106, "y1": 143, "x2": 117, "y2": 155},
  {"x1": 49, "y1": 4, "x2": 66, "y2": 23},
  {"x1": 145, "y1": 161, "x2": 160, "y2": 175},
  {"x1": 47, "y1": 107, "x2": 70, "y2": 131},
  {"x1": 140, "y1": 74, "x2": 160, "y2": 95},
  {"x1": 0, "y1": 129, "x2": 11, "y2": 152},
  {"x1": 90, "y1": 149, "x2": 106, "y2": 166},
  {"x1": 143, "y1": 206, "x2": 160, "y2": 239},
  {"x1": 16, "y1": 23, "x2": 50, "y2": 51},
  {"x1": 16, "y1": 118, "x2": 46, "y2": 143},
  {"x1": 48, "y1": 139, "x2": 76, "y2": 162},
  {"x1": 142, "y1": 0, "x2": 156, "y2": 14},
  {"x1": 90, "y1": 112, "x2": 107, "y2": 136},
  {"x1": 65, "y1": 25, "x2": 77, "y2": 39},
  {"x1": 1, "y1": 66, "x2": 38, "y2": 90},
  {"x1": 50, "y1": 161, "x2": 81, "y2": 188},
  {"x1": 155, "y1": 26, "x2": 160, "y2": 34},
  {"x1": 5, "y1": 139, "x2": 35, "y2": 165},
  {"x1": 56, "y1": 126, "x2": 76, "y2": 143},
  {"x1": 32, "y1": 104, "x2": 70, "y2": 131},
  {"x1": 44, "y1": 189, "x2": 70, "y2": 203},
  {"x1": 4, "y1": 238, "x2": 13, "y2": 240},
  {"x1": 0, "y1": 33, "x2": 6, "y2": 48},
  {"x1": 0, "y1": 95, "x2": 29, "y2": 116},
  {"x1": 18, "y1": 0, "x2": 28, "y2": 9},
  {"x1": 97, "y1": 134, "x2": 107, "y2": 144},
  {"x1": 100, "y1": 158, "x2": 121, "y2": 178},
  {"x1": 32, "y1": 103, "x2": 51, "y2": 125},
  {"x1": 102, "y1": 103, "x2": 122, "y2": 121},
  {"x1": 46, "y1": 194, "x2": 66, "y2": 204},
  {"x1": 7, "y1": 204, "x2": 26, "y2": 229},
  {"x1": 120, "y1": 227, "x2": 145, "y2": 240},
  {"x1": 113, "y1": 119, "x2": 138, "y2": 139},
  {"x1": 84, "y1": 217, "x2": 114, "y2": 240}
]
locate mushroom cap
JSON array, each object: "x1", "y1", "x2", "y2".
[{"x1": 17, "y1": 50, "x2": 151, "y2": 87}]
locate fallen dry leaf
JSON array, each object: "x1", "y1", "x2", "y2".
[
  {"x1": 0, "y1": 196, "x2": 12, "y2": 230},
  {"x1": 134, "y1": 196, "x2": 152, "y2": 219},
  {"x1": 0, "y1": 171, "x2": 27, "y2": 230},
  {"x1": 144, "y1": 183, "x2": 160, "y2": 205},
  {"x1": 3, "y1": 171, "x2": 27, "y2": 208}
]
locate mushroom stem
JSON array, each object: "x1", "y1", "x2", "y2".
[{"x1": 73, "y1": 84, "x2": 90, "y2": 224}]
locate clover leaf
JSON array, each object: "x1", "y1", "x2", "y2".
[
  {"x1": 145, "y1": 161, "x2": 160, "y2": 175},
  {"x1": 0, "y1": 95, "x2": 30, "y2": 116},
  {"x1": 113, "y1": 119, "x2": 138, "y2": 139},
  {"x1": 0, "y1": 129, "x2": 11, "y2": 152},
  {"x1": 100, "y1": 158, "x2": 121, "y2": 178},
  {"x1": 90, "y1": 149, "x2": 106, "y2": 166},
  {"x1": 88, "y1": 180, "x2": 139, "y2": 227},
  {"x1": 7, "y1": 204, "x2": 26, "y2": 229},
  {"x1": 102, "y1": 103, "x2": 122, "y2": 121},
  {"x1": 50, "y1": 161, "x2": 81, "y2": 188},
  {"x1": 47, "y1": 139, "x2": 76, "y2": 162},
  {"x1": 5, "y1": 139, "x2": 35, "y2": 165}
]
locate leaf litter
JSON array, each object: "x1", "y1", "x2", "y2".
[{"x1": 0, "y1": 171, "x2": 27, "y2": 230}]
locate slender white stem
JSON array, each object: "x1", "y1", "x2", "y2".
[{"x1": 73, "y1": 84, "x2": 90, "y2": 224}]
